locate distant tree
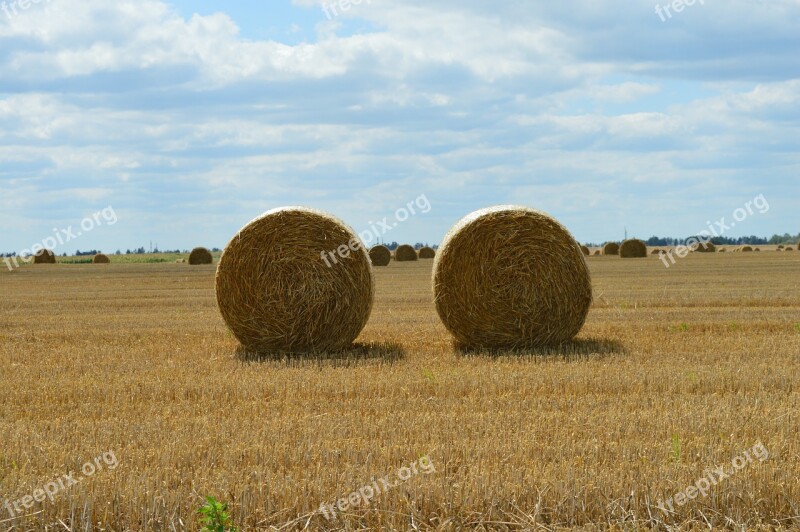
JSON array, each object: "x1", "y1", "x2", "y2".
[{"x1": 646, "y1": 236, "x2": 668, "y2": 246}]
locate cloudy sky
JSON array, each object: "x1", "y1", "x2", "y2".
[{"x1": 1, "y1": 0, "x2": 798, "y2": 253}]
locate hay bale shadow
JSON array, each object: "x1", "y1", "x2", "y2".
[
  {"x1": 235, "y1": 341, "x2": 406, "y2": 367},
  {"x1": 455, "y1": 337, "x2": 626, "y2": 361}
]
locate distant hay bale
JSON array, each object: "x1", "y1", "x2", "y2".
[
  {"x1": 33, "y1": 249, "x2": 56, "y2": 264},
  {"x1": 368, "y1": 245, "x2": 391, "y2": 266},
  {"x1": 580, "y1": 245, "x2": 590, "y2": 256},
  {"x1": 189, "y1": 247, "x2": 213, "y2": 265},
  {"x1": 619, "y1": 239, "x2": 647, "y2": 258},
  {"x1": 418, "y1": 246, "x2": 436, "y2": 259},
  {"x1": 602, "y1": 242, "x2": 620, "y2": 255},
  {"x1": 694, "y1": 241, "x2": 716, "y2": 253},
  {"x1": 92, "y1": 254, "x2": 110, "y2": 264},
  {"x1": 215, "y1": 207, "x2": 374, "y2": 353},
  {"x1": 432, "y1": 205, "x2": 592, "y2": 349},
  {"x1": 754, "y1": 248, "x2": 761, "y2": 252},
  {"x1": 785, "y1": 247, "x2": 794, "y2": 252},
  {"x1": 777, "y1": 245, "x2": 784, "y2": 249},
  {"x1": 593, "y1": 250, "x2": 601, "y2": 256},
  {"x1": 394, "y1": 244, "x2": 418, "y2": 262},
  {"x1": 741, "y1": 246, "x2": 753, "y2": 252},
  {"x1": 650, "y1": 249, "x2": 661, "y2": 255},
  {"x1": 718, "y1": 248, "x2": 727, "y2": 253}
]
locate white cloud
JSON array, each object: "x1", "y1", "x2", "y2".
[{"x1": 0, "y1": 0, "x2": 798, "y2": 250}]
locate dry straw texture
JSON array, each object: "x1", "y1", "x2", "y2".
[
  {"x1": 395, "y1": 244, "x2": 418, "y2": 262},
  {"x1": 92, "y1": 254, "x2": 110, "y2": 264},
  {"x1": 694, "y1": 241, "x2": 716, "y2": 253},
  {"x1": 189, "y1": 247, "x2": 213, "y2": 265},
  {"x1": 418, "y1": 246, "x2": 436, "y2": 259},
  {"x1": 4, "y1": 252, "x2": 800, "y2": 530},
  {"x1": 368, "y1": 245, "x2": 391, "y2": 267},
  {"x1": 619, "y1": 239, "x2": 647, "y2": 258},
  {"x1": 741, "y1": 246, "x2": 754, "y2": 252},
  {"x1": 432, "y1": 205, "x2": 592, "y2": 349},
  {"x1": 580, "y1": 245, "x2": 590, "y2": 256},
  {"x1": 33, "y1": 249, "x2": 56, "y2": 264},
  {"x1": 215, "y1": 207, "x2": 374, "y2": 354},
  {"x1": 603, "y1": 242, "x2": 620, "y2": 255}
]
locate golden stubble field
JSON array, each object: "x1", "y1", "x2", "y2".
[{"x1": 0, "y1": 253, "x2": 798, "y2": 530}]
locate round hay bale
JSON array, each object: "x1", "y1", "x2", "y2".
[
  {"x1": 785, "y1": 247, "x2": 793, "y2": 252},
  {"x1": 418, "y1": 246, "x2": 436, "y2": 259},
  {"x1": 593, "y1": 250, "x2": 601, "y2": 256},
  {"x1": 368, "y1": 245, "x2": 391, "y2": 267},
  {"x1": 432, "y1": 205, "x2": 592, "y2": 349},
  {"x1": 92, "y1": 253, "x2": 110, "y2": 264},
  {"x1": 777, "y1": 245, "x2": 784, "y2": 249},
  {"x1": 619, "y1": 239, "x2": 647, "y2": 258},
  {"x1": 602, "y1": 242, "x2": 619, "y2": 256},
  {"x1": 580, "y1": 245, "x2": 590, "y2": 256},
  {"x1": 189, "y1": 247, "x2": 213, "y2": 265},
  {"x1": 718, "y1": 248, "x2": 727, "y2": 253},
  {"x1": 741, "y1": 246, "x2": 753, "y2": 252},
  {"x1": 33, "y1": 249, "x2": 56, "y2": 264},
  {"x1": 215, "y1": 207, "x2": 374, "y2": 353},
  {"x1": 650, "y1": 249, "x2": 661, "y2": 255},
  {"x1": 694, "y1": 241, "x2": 716, "y2": 253},
  {"x1": 394, "y1": 244, "x2": 418, "y2": 262}
]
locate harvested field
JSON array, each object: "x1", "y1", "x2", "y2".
[{"x1": 0, "y1": 253, "x2": 799, "y2": 530}]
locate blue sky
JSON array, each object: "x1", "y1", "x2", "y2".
[{"x1": 1, "y1": 0, "x2": 798, "y2": 254}]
